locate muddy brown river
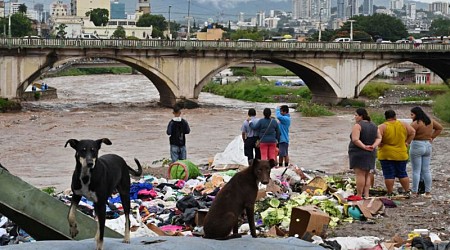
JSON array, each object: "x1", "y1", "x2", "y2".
[{"x1": 1, "y1": 74, "x2": 446, "y2": 192}]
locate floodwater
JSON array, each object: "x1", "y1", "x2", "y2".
[{"x1": 1, "y1": 74, "x2": 353, "y2": 191}]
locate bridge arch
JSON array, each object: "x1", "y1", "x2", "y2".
[
  {"x1": 193, "y1": 58, "x2": 343, "y2": 104},
  {"x1": 21, "y1": 55, "x2": 181, "y2": 107},
  {"x1": 266, "y1": 58, "x2": 341, "y2": 103}
]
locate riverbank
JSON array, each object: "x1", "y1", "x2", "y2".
[{"x1": 1, "y1": 74, "x2": 449, "y2": 247}]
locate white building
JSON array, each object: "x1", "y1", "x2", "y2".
[
  {"x1": 407, "y1": 3, "x2": 416, "y2": 19},
  {"x1": 265, "y1": 17, "x2": 280, "y2": 29},
  {"x1": 293, "y1": 0, "x2": 312, "y2": 19},
  {"x1": 238, "y1": 12, "x2": 245, "y2": 22},
  {"x1": 429, "y1": 1, "x2": 449, "y2": 15},
  {"x1": 51, "y1": 16, "x2": 152, "y2": 39},
  {"x1": 256, "y1": 11, "x2": 265, "y2": 27},
  {"x1": 390, "y1": 0, "x2": 404, "y2": 10}
]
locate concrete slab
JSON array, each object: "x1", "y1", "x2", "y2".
[{"x1": 2, "y1": 236, "x2": 325, "y2": 249}]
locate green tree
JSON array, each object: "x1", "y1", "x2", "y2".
[
  {"x1": 0, "y1": 18, "x2": 6, "y2": 37},
  {"x1": 10, "y1": 13, "x2": 32, "y2": 37},
  {"x1": 112, "y1": 26, "x2": 126, "y2": 38},
  {"x1": 55, "y1": 23, "x2": 67, "y2": 38},
  {"x1": 230, "y1": 28, "x2": 263, "y2": 41},
  {"x1": 86, "y1": 8, "x2": 109, "y2": 26},
  {"x1": 428, "y1": 17, "x2": 450, "y2": 36},
  {"x1": 309, "y1": 29, "x2": 338, "y2": 41},
  {"x1": 18, "y1": 4, "x2": 27, "y2": 14},
  {"x1": 136, "y1": 14, "x2": 167, "y2": 38},
  {"x1": 340, "y1": 14, "x2": 408, "y2": 41}
]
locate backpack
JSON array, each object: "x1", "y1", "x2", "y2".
[{"x1": 170, "y1": 120, "x2": 185, "y2": 146}]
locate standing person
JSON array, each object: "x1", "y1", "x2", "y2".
[
  {"x1": 241, "y1": 108, "x2": 260, "y2": 161},
  {"x1": 377, "y1": 110, "x2": 415, "y2": 196},
  {"x1": 348, "y1": 108, "x2": 381, "y2": 198},
  {"x1": 249, "y1": 108, "x2": 280, "y2": 162},
  {"x1": 409, "y1": 107, "x2": 443, "y2": 198},
  {"x1": 167, "y1": 106, "x2": 191, "y2": 163},
  {"x1": 276, "y1": 105, "x2": 291, "y2": 167}
]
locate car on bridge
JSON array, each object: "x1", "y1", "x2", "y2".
[
  {"x1": 237, "y1": 38, "x2": 254, "y2": 42},
  {"x1": 282, "y1": 39, "x2": 299, "y2": 42},
  {"x1": 333, "y1": 37, "x2": 352, "y2": 42},
  {"x1": 79, "y1": 33, "x2": 100, "y2": 39}
]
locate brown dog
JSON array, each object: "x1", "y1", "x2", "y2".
[{"x1": 203, "y1": 159, "x2": 276, "y2": 239}]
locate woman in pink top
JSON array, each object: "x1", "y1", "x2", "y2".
[{"x1": 409, "y1": 107, "x2": 443, "y2": 198}]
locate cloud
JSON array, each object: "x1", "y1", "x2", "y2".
[{"x1": 193, "y1": 0, "x2": 288, "y2": 9}]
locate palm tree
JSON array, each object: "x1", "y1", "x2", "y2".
[{"x1": 18, "y1": 4, "x2": 27, "y2": 14}]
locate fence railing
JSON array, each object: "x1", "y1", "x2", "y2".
[{"x1": 1, "y1": 38, "x2": 449, "y2": 53}]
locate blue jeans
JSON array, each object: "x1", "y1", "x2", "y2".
[
  {"x1": 409, "y1": 140, "x2": 432, "y2": 193},
  {"x1": 170, "y1": 145, "x2": 187, "y2": 163}
]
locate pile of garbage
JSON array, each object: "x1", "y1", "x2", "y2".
[{"x1": 1, "y1": 159, "x2": 449, "y2": 249}]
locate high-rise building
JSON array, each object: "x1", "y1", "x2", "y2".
[
  {"x1": 390, "y1": 0, "x2": 404, "y2": 10},
  {"x1": 70, "y1": 0, "x2": 110, "y2": 17},
  {"x1": 111, "y1": 0, "x2": 126, "y2": 19},
  {"x1": 312, "y1": 0, "x2": 331, "y2": 21},
  {"x1": 362, "y1": 0, "x2": 373, "y2": 15},
  {"x1": 337, "y1": 0, "x2": 346, "y2": 18},
  {"x1": 138, "y1": 0, "x2": 150, "y2": 14},
  {"x1": 429, "y1": 1, "x2": 449, "y2": 15},
  {"x1": 347, "y1": 0, "x2": 359, "y2": 17},
  {"x1": 407, "y1": 3, "x2": 416, "y2": 19},
  {"x1": 256, "y1": 11, "x2": 265, "y2": 27},
  {"x1": 34, "y1": 3, "x2": 44, "y2": 12},
  {"x1": 238, "y1": 12, "x2": 245, "y2": 22},
  {"x1": 293, "y1": 0, "x2": 312, "y2": 19}
]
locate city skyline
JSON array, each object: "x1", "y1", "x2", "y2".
[{"x1": 20, "y1": 0, "x2": 442, "y2": 22}]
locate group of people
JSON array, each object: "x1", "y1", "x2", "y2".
[
  {"x1": 165, "y1": 103, "x2": 443, "y2": 200},
  {"x1": 241, "y1": 105, "x2": 291, "y2": 167},
  {"x1": 348, "y1": 107, "x2": 443, "y2": 198}
]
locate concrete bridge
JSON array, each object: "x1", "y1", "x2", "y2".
[{"x1": 1, "y1": 38, "x2": 449, "y2": 107}]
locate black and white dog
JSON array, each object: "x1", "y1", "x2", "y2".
[{"x1": 65, "y1": 138, "x2": 142, "y2": 250}]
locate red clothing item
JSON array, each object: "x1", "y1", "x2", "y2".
[{"x1": 260, "y1": 142, "x2": 278, "y2": 161}]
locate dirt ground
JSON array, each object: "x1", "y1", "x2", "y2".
[{"x1": 1, "y1": 76, "x2": 449, "y2": 243}]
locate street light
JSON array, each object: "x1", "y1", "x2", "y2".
[
  {"x1": 8, "y1": 0, "x2": 11, "y2": 38},
  {"x1": 186, "y1": 0, "x2": 191, "y2": 41},
  {"x1": 168, "y1": 5, "x2": 172, "y2": 40},
  {"x1": 318, "y1": 7, "x2": 323, "y2": 42},
  {"x1": 349, "y1": 20, "x2": 356, "y2": 41}
]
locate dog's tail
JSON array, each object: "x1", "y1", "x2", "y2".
[{"x1": 128, "y1": 158, "x2": 143, "y2": 177}]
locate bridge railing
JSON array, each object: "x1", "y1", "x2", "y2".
[{"x1": 1, "y1": 38, "x2": 449, "y2": 53}]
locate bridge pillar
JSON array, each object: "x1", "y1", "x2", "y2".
[{"x1": 0, "y1": 55, "x2": 49, "y2": 100}]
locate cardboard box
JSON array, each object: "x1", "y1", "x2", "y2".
[
  {"x1": 289, "y1": 205, "x2": 330, "y2": 241},
  {"x1": 195, "y1": 208, "x2": 209, "y2": 226}
]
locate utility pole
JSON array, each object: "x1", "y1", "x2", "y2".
[
  {"x1": 8, "y1": 0, "x2": 11, "y2": 38},
  {"x1": 349, "y1": 20, "x2": 355, "y2": 41},
  {"x1": 186, "y1": 0, "x2": 191, "y2": 41},
  {"x1": 318, "y1": 8, "x2": 323, "y2": 42},
  {"x1": 168, "y1": 5, "x2": 171, "y2": 40},
  {"x1": 3, "y1": 0, "x2": 6, "y2": 37}
]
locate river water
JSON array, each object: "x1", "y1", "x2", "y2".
[{"x1": 1, "y1": 74, "x2": 354, "y2": 191}]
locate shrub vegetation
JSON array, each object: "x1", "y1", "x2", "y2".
[
  {"x1": 433, "y1": 92, "x2": 450, "y2": 123},
  {"x1": 203, "y1": 78, "x2": 310, "y2": 103},
  {"x1": 296, "y1": 100, "x2": 334, "y2": 117},
  {"x1": 0, "y1": 98, "x2": 21, "y2": 112},
  {"x1": 360, "y1": 82, "x2": 391, "y2": 99},
  {"x1": 50, "y1": 67, "x2": 132, "y2": 77}
]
